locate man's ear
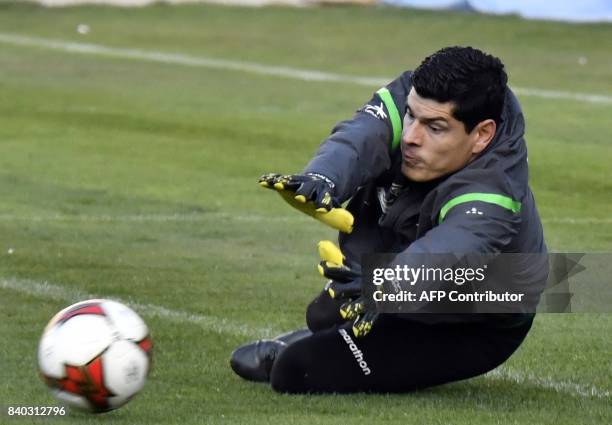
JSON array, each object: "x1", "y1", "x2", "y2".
[{"x1": 471, "y1": 119, "x2": 496, "y2": 155}]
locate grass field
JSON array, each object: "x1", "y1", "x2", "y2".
[{"x1": 0, "y1": 1, "x2": 611, "y2": 424}]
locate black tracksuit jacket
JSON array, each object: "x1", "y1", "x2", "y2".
[{"x1": 303, "y1": 71, "x2": 549, "y2": 326}]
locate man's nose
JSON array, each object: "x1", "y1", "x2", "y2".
[{"x1": 402, "y1": 121, "x2": 423, "y2": 146}]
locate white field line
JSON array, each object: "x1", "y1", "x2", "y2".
[
  {"x1": 0, "y1": 213, "x2": 610, "y2": 225},
  {"x1": 1, "y1": 277, "x2": 609, "y2": 400},
  {"x1": 0, "y1": 277, "x2": 280, "y2": 338},
  {"x1": 0, "y1": 33, "x2": 386, "y2": 87},
  {"x1": 486, "y1": 368, "x2": 610, "y2": 400},
  {"x1": 541, "y1": 217, "x2": 612, "y2": 224},
  {"x1": 1, "y1": 33, "x2": 612, "y2": 105},
  {"x1": 510, "y1": 87, "x2": 612, "y2": 105}
]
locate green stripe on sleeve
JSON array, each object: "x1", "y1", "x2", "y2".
[
  {"x1": 439, "y1": 193, "x2": 522, "y2": 224},
  {"x1": 376, "y1": 87, "x2": 402, "y2": 151}
]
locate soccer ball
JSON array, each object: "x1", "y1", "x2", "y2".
[{"x1": 38, "y1": 299, "x2": 152, "y2": 413}]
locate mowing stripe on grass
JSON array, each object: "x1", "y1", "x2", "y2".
[
  {"x1": 0, "y1": 213, "x2": 610, "y2": 225},
  {"x1": 0, "y1": 276, "x2": 280, "y2": 338},
  {"x1": 1, "y1": 277, "x2": 609, "y2": 400},
  {"x1": 0, "y1": 212, "x2": 308, "y2": 223},
  {"x1": 1, "y1": 33, "x2": 611, "y2": 105}
]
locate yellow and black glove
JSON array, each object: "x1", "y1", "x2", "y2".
[
  {"x1": 316, "y1": 240, "x2": 378, "y2": 338},
  {"x1": 258, "y1": 173, "x2": 354, "y2": 234},
  {"x1": 317, "y1": 240, "x2": 360, "y2": 299},
  {"x1": 339, "y1": 298, "x2": 378, "y2": 338}
]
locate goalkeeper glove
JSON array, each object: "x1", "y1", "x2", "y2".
[
  {"x1": 316, "y1": 240, "x2": 378, "y2": 337},
  {"x1": 317, "y1": 240, "x2": 360, "y2": 299},
  {"x1": 338, "y1": 298, "x2": 378, "y2": 338},
  {"x1": 272, "y1": 173, "x2": 337, "y2": 211},
  {"x1": 258, "y1": 173, "x2": 354, "y2": 233}
]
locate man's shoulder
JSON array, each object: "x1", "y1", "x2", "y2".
[
  {"x1": 385, "y1": 71, "x2": 413, "y2": 97},
  {"x1": 420, "y1": 170, "x2": 521, "y2": 224}
]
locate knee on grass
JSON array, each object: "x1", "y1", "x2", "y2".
[
  {"x1": 269, "y1": 343, "x2": 309, "y2": 393},
  {"x1": 306, "y1": 291, "x2": 346, "y2": 332}
]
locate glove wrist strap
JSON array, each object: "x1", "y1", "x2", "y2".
[{"x1": 305, "y1": 172, "x2": 336, "y2": 189}]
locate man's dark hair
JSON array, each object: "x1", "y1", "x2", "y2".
[{"x1": 411, "y1": 46, "x2": 508, "y2": 133}]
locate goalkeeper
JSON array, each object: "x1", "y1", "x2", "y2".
[{"x1": 230, "y1": 46, "x2": 548, "y2": 393}]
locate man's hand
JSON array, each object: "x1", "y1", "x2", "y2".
[
  {"x1": 258, "y1": 173, "x2": 354, "y2": 233},
  {"x1": 316, "y1": 240, "x2": 378, "y2": 337},
  {"x1": 317, "y1": 240, "x2": 360, "y2": 299},
  {"x1": 339, "y1": 298, "x2": 378, "y2": 338},
  {"x1": 262, "y1": 173, "x2": 337, "y2": 211}
]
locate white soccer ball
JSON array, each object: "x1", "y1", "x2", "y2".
[{"x1": 38, "y1": 299, "x2": 152, "y2": 413}]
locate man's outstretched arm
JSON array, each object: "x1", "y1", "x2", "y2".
[
  {"x1": 303, "y1": 72, "x2": 411, "y2": 202},
  {"x1": 258, "y1": 73, "x2": 411, "y2": 232}
]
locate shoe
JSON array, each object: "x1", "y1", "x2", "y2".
[{"x1": 230, "y1": 339, "x2": 287, "y2": 382}]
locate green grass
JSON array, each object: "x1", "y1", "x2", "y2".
[{"x1": 0, "y1": 2, "x2": 610, "y2": 424}]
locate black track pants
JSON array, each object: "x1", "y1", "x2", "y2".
[{"x1": 270, "y1": 291, "x2": 532, "y2": 393}]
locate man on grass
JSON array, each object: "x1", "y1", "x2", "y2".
[{"x1": 230, "y1": 46, "x2": 548, "y2": 393}]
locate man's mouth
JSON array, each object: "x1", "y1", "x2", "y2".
[{"x1": 403, "y1": 152, "x2": 420, "y2": 166}]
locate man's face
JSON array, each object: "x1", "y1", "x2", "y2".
[{"x1": 400, "y1": 88, "x2": 491, "y2": 182}]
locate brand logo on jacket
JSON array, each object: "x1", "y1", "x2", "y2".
[
  {"x1": 363, "y1": 102, "x2": 388, "y2": 120},
  {"x1": 466, "y1": 207, "x2": 484, "y2": 215}
]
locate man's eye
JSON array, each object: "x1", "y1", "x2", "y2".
[{"x1": 429, "y1": 125, "x2": 443, "y2": 133}]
